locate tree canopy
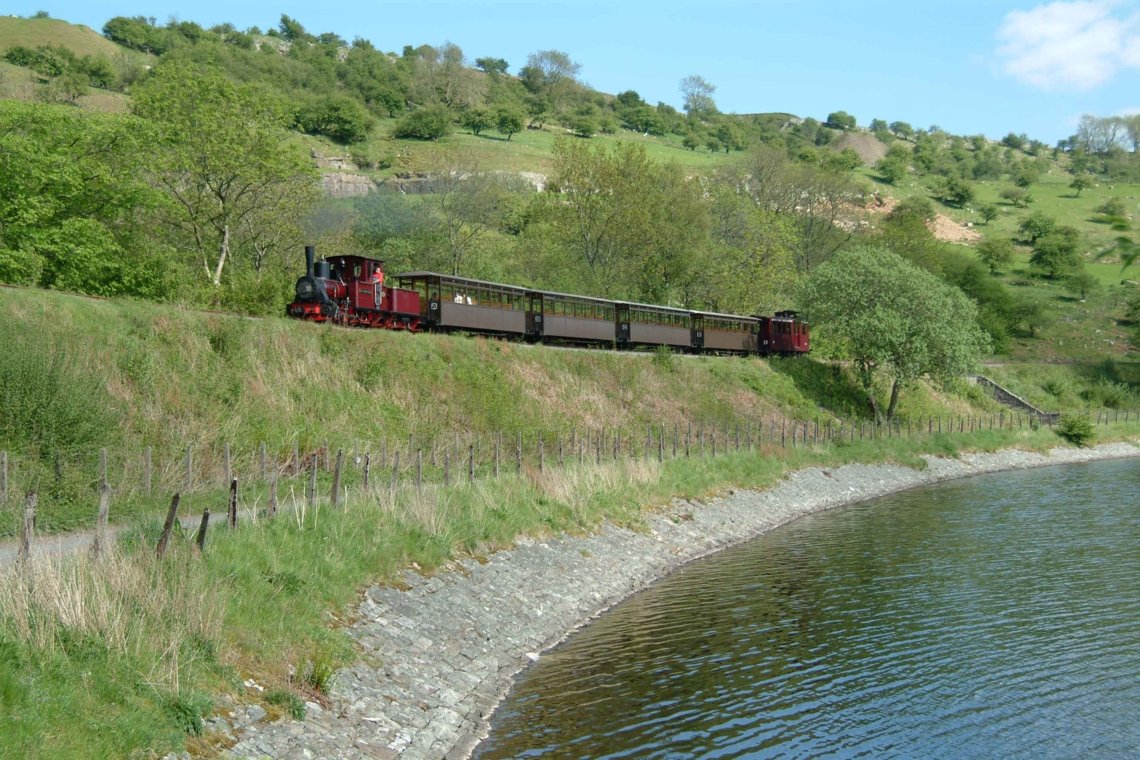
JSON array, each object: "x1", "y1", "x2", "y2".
[{"x1": 797, "y1": 246, "x2": 990, "y2": 421}]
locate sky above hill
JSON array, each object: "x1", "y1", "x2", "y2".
[{"x1": 9, "y1": 0, "x2": 1140, "y2": 144}]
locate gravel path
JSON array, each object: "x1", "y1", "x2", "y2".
[{"x1": 217, "y1": 442, "x2": 1139, "y2": 760}]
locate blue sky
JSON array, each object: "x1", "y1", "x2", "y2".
[{"x1": 7, "y1": 0, "x2": 1140, "y2": 144}]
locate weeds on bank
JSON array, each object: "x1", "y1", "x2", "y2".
[{"x1": 1, "y1": 421, "x2": 1136, "y2": 757}]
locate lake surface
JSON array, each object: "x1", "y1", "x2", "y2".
[{"x1": 476, "y1": 458, "x2": 1140, "y2": 759}]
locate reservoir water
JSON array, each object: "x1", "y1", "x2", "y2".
[{"x1": 476, "y1": 458, "x2": 1140, "y2": 759}]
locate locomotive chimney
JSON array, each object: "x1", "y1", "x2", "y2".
[{"x1": 305, "y1": 245, "x2": 315, "y2": 278}]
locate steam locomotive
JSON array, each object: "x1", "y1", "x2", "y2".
[{"x1": 287, "y1": 246, "x2": 809, "y2": 356}]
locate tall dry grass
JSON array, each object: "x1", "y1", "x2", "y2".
[{"x1": 0, "y1": 546, "x2": 224, "y2": 690}]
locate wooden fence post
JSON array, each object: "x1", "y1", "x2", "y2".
[
  {"x1": 444, "y1": 449, "x2": 451, "y2": 487},
  {"x1": 516, "y1": 433, "x2": 522, "y2": 474},
  {"x1": 308, "y1": 455, "x2": 318, "y2": 511},
  {"x1": 17, "y1": 491, "x2": 36, "y2": 571},
  {"x1": 331, "y1": 450, "x2": 343, "y2": 509},
  {"x1": 494, "y1": 435, "x2": 501, "y2": 479},
  {"x1": 195, "y1": 508, "x2": 210, "y2": 553},
  {"x1": 259, "y1": 442, "x2": 267, "y2": 481},
  {"x1": 468, "y1": 444, "x2": 475, "y2": 483},
  {"x1": 156, "y1": 493, "x2": 180, "y2": 559},
  {"x1": 363, "y1": 452, "x2": 371, "y2": 488},
  {"x1": 228, "y1": 479, "x2": 238, "y2": 528},
  {"x1": 0, "y1": 450, "x2": 7, "y2": 503},
  {"x1": 292, "y1": 441, "x2": 300, "y2": 478},
  {"x1": 416, "y1": 449, "x2": 423, "y2": 492},
  {"x1": 538, "y1": 436, "x2": 544, "y2": 473},
  {"x1": 92, "y1": 480, "x2": 110, "y2": 558},
  {"x1": 390, "y1": 451, "x2": 400, "y2": 494}
]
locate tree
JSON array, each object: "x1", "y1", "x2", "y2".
[
  {"x1": 132, "y1": 62, "x2": 318, "y2": 289},
  {"x1": 495, "y1": 107, "x2": 524, "y2": 140},
  {"x1": 0, "y1": 101, "x2": 165, "y2": 297},
  {"x1": 1030, "y1": 226, "x2": 1082, "y2": 279},
  {"x1": 1018, "y1": 211, "x2": 1055, "y2": 244},
  {"x1": 474, "y1": 57, "x2": 508, "y2": 76},
  {"x1": 1000, "y1": 186, "x2": 1031, "y2": 207},
  {"x1": 393, "y1": 105, "x2": 453, "y2": 140},
  {"x1": 978, "y1": 203, "x2": 999, "y2": 225},
  {"x1": 874, "y1": 155, "x2": 908, "y2": 184},
  {"x1": 889, "y1": 120, "x2": 914, "y2": 140},
  {"x1": 1064, "y1": 269, "x2": 1100, "y2": 300},
  {"x1": 679, "y1": 75, "x2": 716, "y2": 115},
  {"x1": 1069, "y1": 175, "x2": 1093, "y2": 197},
  {"x1": 419, "y1": 148, "x2": 519, "y2": 275},
  {"x1": 825, "y1": 111, "x2": 856, "y2": 130},
  {"x1": 294, "y1": 96, "x2": 373, "y2": 143},
  {"x1": 935, "y1": 175, "x2": 975, "y2": 208},
  {"x1": 976, "y1": 238, "x2": 1013, "y2": 274},
  {"x1": 682, "y1": 132, "x2": 702, "y2": 151},
  {"x1": 796, "y1": 246, "x2": 990, "y2": 421},
  {"x1": 460, "y1": 107, "x2": 493, "y2": 135},
  {"x1": 1001, "y1": 132, "x2": 1028, "y2": 150}
]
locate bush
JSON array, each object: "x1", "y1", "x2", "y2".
[
  {"x1": 1055, "y1": 413, "x2": 1094, "y2": 447},
  {"x1": 294, "y1": 96, "x2": 373, "y2": 144},
  {"x1": 392, "y1": 106, "x2": 452, "y2": 141}
]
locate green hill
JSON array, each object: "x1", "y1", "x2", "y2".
[{"x1": 0, "y1": 16, "x2": 124, "y2": 58}]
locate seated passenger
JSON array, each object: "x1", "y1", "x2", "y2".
[{"x1": 454, "y1": 292, "x2": 464, "y2": 303}]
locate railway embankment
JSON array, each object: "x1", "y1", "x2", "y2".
[{"x1": 223, "y1": 441, "x2": 1140, "y2": 760}]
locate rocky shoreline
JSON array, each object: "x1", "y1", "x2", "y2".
[{"x1": 225, "y1": 442, "x2": 1139, "y2": 760}]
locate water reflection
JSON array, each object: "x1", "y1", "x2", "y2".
[{"x1": 477, "y1": 459, "x2": 1140, "y2": 759}]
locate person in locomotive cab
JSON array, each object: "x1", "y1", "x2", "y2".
[{"x1": 371, "y1": 264, "x2": 385, "y2": 304}]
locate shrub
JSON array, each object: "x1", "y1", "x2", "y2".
[
  {"x1": 1055, "y1": 413, "x2": 1094, "y2": 447},
  {"x1": 294, "y1": 96, "x2": 373, "y2": 144},
  {"x1": 392, "y1": 106, "x2": 452, "y2": 141}
]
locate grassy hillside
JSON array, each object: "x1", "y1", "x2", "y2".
[
  {"x1": 0, "y1": 285, "x2": 1003, "y2": 536},
  {"x1": 0, "y1": 16, "x2": 124, "y2": 58}
]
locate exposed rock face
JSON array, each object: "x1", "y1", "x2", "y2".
[{"x1": 321, "y1": 172, "x2": 376, "y2": 198}]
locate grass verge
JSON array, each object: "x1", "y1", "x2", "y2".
[{"x1": 2, "y1": 419, "x2": 1137, "y2": 757}]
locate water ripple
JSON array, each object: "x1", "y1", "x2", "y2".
[{"x1": 478, "y1": 459, "x2": 1140, "y2": 759}]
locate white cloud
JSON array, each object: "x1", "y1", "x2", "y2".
[{"x1": 997, "y1": 0, "x2": 1140, "y2": 90}]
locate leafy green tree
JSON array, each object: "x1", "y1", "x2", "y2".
[
  {"x1": 874, "y1": 154, "x2": 908, "y2": 184},
  {"x1": 976, "y1": 238, "x2": 1014, "y2": 274},
  {"x1": 460, "y1": 107, "x2": 493, "y2": 135},
  {"x1": 796, "y1": 246, "x2": 990, "y2": 421},
  {"x1": 869, "y1": 118, "x2": 891, "y2": 139},
  {"x1": 1018, "y1": 211, "x2": 1055, "y2": 244},
  {"x1": 1011, "y1": 164, "x2": 1040, "y2": 188},
  {"x1": 978, "y1": 203, "x2": 999, "y2": 225},
  {"x1": 1001, "y1": 132, "x2": 1028, "y2": 150},
  {"x1": 295, "y1": 96, "x2": 372, "y2": 143},
  {"x1": 1069, "y1": 175, "x2": 1093, "y2": 197},
  {"x1": 1030, "y1": 226, "x2": 1082, "y2": 279},
  {"x1": 0, "y1": 101, "x2": 165, "y2": 297},
  {"x1": 132, "y1": 62, "x2": 318, "y2": 288},
  {"x1": 495, "y1": 107, "x2": 524, "y2": 140},
  {"x1": 393, "y1": 105, "x2": 453, "y2": 140},
  {"x1": 474, "y1": 57, "x2": 509, "y2": 75},
  {"x1": 889, "y1": 120, "x2": 914, "y2": 140},
  {"x1": 935, "y1": 174, "x2": 975, "y2": 208},
  {"x1": 679, "y1": 74, "x2": 716, "y2": 115},
  {"x1": 1064, "y1": 268, "x2": 1100, "y2": 299},
  {"x1": 825, "y1": 110, "x2": 856, "y2": 130},
  {"x1": 682, "y1": 132, "x2": 702, "y2": 151},
  {"x1": 1000, "y1": 186, "x2": 1031, "y2": 207}
]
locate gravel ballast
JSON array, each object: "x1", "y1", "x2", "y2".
[{"x1": 225, "y1": 442, "x2": 1139, "y2": 760}]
